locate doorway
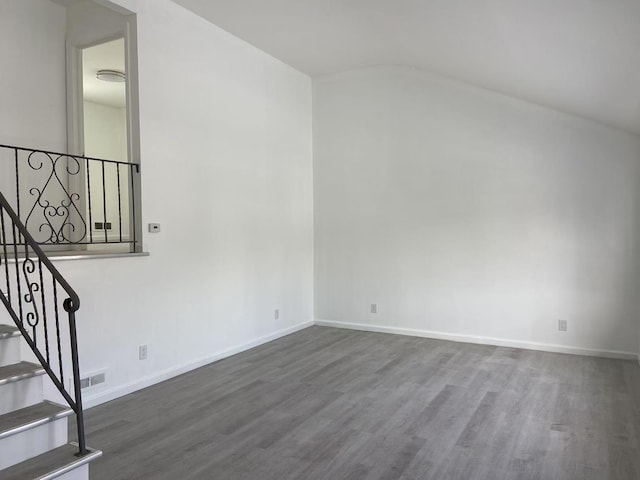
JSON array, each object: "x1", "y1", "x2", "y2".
[{"x1": 64, "y1": 0, "x2": 141, "y2": 253}]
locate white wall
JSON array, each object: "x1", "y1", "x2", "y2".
[
  {"x1": 0, "y1": 0, "x2": 67, "y2": 212},
  {"x1": 0, "y1": 1, "x2": 66, "y2": 150},
  {"x1": 1, "y1": 0, "x2": 314, "y2": 406},
  {"x1": 314, "y1": 66, "x2": 640, "y2": 358},
  {"x1": 71, "y1": 0, "x2": 313, "y2": 405},
  {"x1": 84, "y1": 101, "x2": 127, "y2": 163},
  {"x1": 66, "y1": 0, "x2": 130, "y2": 47}
]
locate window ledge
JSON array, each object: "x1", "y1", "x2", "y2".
[
  {"x1": 48, "y1": 251, "x2": 150, "y2": 262},
  {"x1": 4, "y1": 251, "x2": 150, "y2": 263}
]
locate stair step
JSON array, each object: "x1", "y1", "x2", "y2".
[
  {"x1": 0, "y1": 326, "x2": 21, "y2": 367},
  {"x1": 0, "y1": 324, "x2": 21, "y2": 339},
  {"x1": 0, "y1": 443, "x2": 102, "y2": 480},
  {"x1": 0, "y1": 401, "x2": 72, "y2": 440},
  {"x1": 0, "y1": 361, "x2": 46, "y2": 385},
  {"x1": 0, "y1": 402, "x2": 72, "y2": 470},
  {"x1": 0, "y1": 362, "x2": 46, "y2": 415}
]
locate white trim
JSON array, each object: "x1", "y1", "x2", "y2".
[
  {"x1": 83, "y1": 320, "x2": 314, "y2": 408},
  {"x1": 314, "y1": 319, "x2": 638, "y2": 361},
  {"x1": 6, "y1": 251, "x2": 149, "y2": 263}
]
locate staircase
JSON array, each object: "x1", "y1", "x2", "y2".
[
  {"x1": 0, "y1": 325, "x2": 101, "y2": 479},
  {"x1": 0, "y1": 190, "x2": 101, "y2": 479}
]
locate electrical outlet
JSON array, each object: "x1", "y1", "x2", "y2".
[
  {"x1": 371, "y1": 304, "x2": 377, "y2": 314},
  {"x1": 558, "y1": 320, "x2": 568, "y2": 332},
  {"x1": 139, "y1": 344, "x2": 148, "y2": 360},
  {"x1": 274, "y1": 309, "x2": 279, "y2": 320}
]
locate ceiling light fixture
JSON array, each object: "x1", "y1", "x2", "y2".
[{"x1": 96, "y1": 69, "x2": 126, "y2": 83}]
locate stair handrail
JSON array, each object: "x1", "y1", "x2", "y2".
[{"x1": 0, "y1": 190, "x2": 87, "y2": 456}]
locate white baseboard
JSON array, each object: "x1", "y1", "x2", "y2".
[
  {"x1": 314, "y1": 319, "x2": 638, "y2": 361},
  {"x1": 83, "y1": 320, "x2": 314, "y2": 408}
]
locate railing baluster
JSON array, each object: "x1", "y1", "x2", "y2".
[
  {"x1": 1, "y1": 206, "x2": 11, "y2": 304},
  {"x1": 101, "y1": 161, "x2": 107, "y2": 244},
  {"x1": 117, "y1": 164, "x2": 122, "y2": 243},
  {"x1": 14, "y1": 148, "x2": 21, "y2": 243},
  {"x1": 52, "y1": 279, "x2": 64, "y2": 383},
  {"x1": 24, "y1": 238, "x2": 36, "y2": 342},
  {"x1": 39, "y1": 259, "x2": 50, "y2": 364},
  {"x1": 68, "y1": 309, "x2": 87, "y2": 455},
  {"x1": 87, "y1": 160, "x2": 93, "y2": 244},
  {"x1": 131, "y1": 164, "x2": 137, "y2": 251},
  {"x1": 12, "y1": 223, "x2": 23, "y2": 323}
]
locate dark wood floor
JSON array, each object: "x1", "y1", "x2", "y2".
[{"x1": 70, "y1": 326, "x2": 640, "y2": 480}]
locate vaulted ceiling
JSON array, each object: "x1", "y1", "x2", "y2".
[{"x1": 172, "y1": 0, "x2": 640, "y2": 135}]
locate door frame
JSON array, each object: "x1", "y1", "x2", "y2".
[{"x1": 65, "y1": 4, "x2": 141, "y2": 252}]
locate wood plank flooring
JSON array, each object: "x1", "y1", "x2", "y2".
[{"x1": 70, "y1": 326, "x2": 640, "y2": 479}]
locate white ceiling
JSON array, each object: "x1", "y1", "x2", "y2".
[
  {"x1": 82, "y1": 38, "x2": 126, "y2": 109},
  {"x1": 172, "y1": 0, "x2": 640, "y2": 135}
]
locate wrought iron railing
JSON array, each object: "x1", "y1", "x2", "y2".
[
  {"x1": 0, "y1": 144, "x2": 139, "y2": 249},
  {"x1": 0, "y1": 190, "x2": 87, "y2": 455}
]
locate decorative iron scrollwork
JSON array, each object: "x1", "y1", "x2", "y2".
[
  {"x1": 22, "y1": 257, "x2": 40, "y2": 328},
  {"x1": 25, "y1": 152, "x2": 87, "y2": 244}
]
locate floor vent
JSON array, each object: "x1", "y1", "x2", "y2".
[{"x1": 76, "y1": 371, "x2": 106, "y2": 390}]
